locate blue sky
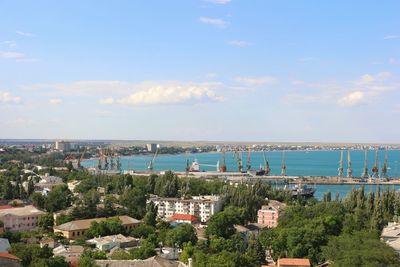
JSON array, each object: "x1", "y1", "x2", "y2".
[{"x1": 0, "y1": 0, "x2": 399, "y2": 142}]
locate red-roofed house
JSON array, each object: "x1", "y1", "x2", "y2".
[
  {"x1": 278, "y1": 258, "x2": 311, "y2": 267},
  {"x1": 170, "y1": 214, "x2": 199, "y2": 224},
  {"x1": 0, "y1": 252, "x2": 22, "y2": 267}
]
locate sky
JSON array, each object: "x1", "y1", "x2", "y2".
[{"x1": 0, "y1": 0, "x2": 399, "y2": 142}]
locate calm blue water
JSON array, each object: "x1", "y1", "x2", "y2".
[
  {"x1": 82, "y1": 150, "x2": 400, "y2": 200},
  {"x1": 82, "y1": 150, "x2": 400, "y2": 177},
  {"x1": 312, "y1": 184, "x2": 400, "y2": 200}
]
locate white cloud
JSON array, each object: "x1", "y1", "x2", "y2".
[
  {"x1": 118, "y1": 82, "x2": 221, "y2": 106},
  {"x1": 338, "y1": 91, "x2": 365, "y2": 106},
  {"x1": 384, "y1": 35, "x2": 399, "y2": 40},
  {"x1": 205, "y1": 0, "x2": 231, "y2": 4},
  {"x1": 0, "y1": 92, "x2": 22, "y2": 104},
  {"x1": 199, "y1": 17, "x2": 227, "y2": 27},
  {"x1": 291, "y1": 80, "x2": 306, "y2": 85},
  {"x1": 49, "y1": 98, "x2": 62, "y2": 105},
  {"x1": 98, "y1": 97, "x2": 115, "y2": 105},
  {"x1": 389, "y1": 58, "x2": 399, "y2": 65},
  {"x1": 0, "y1": 51, "x2": 25, "y2": 59},
  {"x1": 235, "y1": 76, "x2": 277, "y2": 87},
  {"x1": 228, "y1": 40, "x2": 252, "y2": 47},
  {"x1": 1, "y1": 41, "x2": 17, "y2": 48},
  {"x1": 16, "y1": 31, "x2": 34, "y2": 37},
  {"x1": 356, "y1": 72, "x2": 391, "y2": 85}
]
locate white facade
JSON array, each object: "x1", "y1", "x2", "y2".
[
  {"x1": 55, "y1": 141, "x2": 71, "y2": 152},
  {"x1": 150, "y1": 195, "x2": 222, "y2": 222}
]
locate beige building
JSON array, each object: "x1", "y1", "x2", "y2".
[
  {"x1": 0, "y1": 205, "x2": 46, "y2": 232},
  {"x1": 53, "y1": 216, "x2": 141, "y2": 239},
  {"x1": 257, "y1": 200, "x2": 287, "y2": 228}
]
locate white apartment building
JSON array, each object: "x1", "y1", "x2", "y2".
[{"x1": 149, "y1": 195, "x2": 222, "y2": 222}]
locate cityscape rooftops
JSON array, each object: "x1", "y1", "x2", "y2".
[
  {"x1": 54, "y1": 216, "x2": 140, "y2": 232},
  {"x1": 0, "y1": 205, "x2": 45, "y2": 217}
]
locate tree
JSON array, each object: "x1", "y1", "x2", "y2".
[
  {"x1": 38, "y1": 213, "x2": 54, "y2": 231},
  {"x1": 130, "y1": 224, "x2": 155, "y2": 239},
  {"x1": 9, "y1": 243, "x2": 53, "y2": 267},
  {"x1": 85, "y1": 217, "x2": 126, "y2": 238},
  {"x1": 143, "y1": 202, "x2": 157, "y2": 226},
  {"x1": 30, "y1": 192, "x2": 45, "y2": 209},
  {"x1": 29, "y1": 256, "x2": 69, "y2": 267},
  {"x1": 165, "y1": 224, "x2": 197, "y2": 248},
  {"x1": 44, "y1": 185, "x2": 72, "y2": 212},
  {"x1": 206, "y1": 207, "x2": 243, "y2": 239},
  {"x1": 246, "y1": 233, "x2": 265, "y2": 266},
  {"x1": 129, "y1": 239, "x2": 156, "y2": 260}
]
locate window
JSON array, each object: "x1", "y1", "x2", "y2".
[{"x1": 72, "y1": 232, "x2": 75, "y2": 237}]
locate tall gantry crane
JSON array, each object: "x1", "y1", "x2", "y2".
[
  {"x1": 263, "y1": 151, "x2": 270, "y2": 176},
  {"x1": 381, "y1": 146, "x2": 389, "y2": 178},
  {"x1": 346, "y1": 150, "x2": 353, "y2": 178},
  {"x1": 246, "y1": 147, "x2": 251, "y2": 171},
  {"x1": 281, "y1": 150, "x2": 286, "y2": 176},
  {"x1": 361, "y1": 149, "x2": 369, "y2": 178},
  {"x1": 220, "y1": 150, "x2": 227, "y2": 172},
  {"x1": 371, "y1": 146, "x2": 379, "y2": 178},
  {"x1": 234, "y1": 151, "x2": 243, "y2": 172},
  {"x1": 147, "y1": 146, "x2": 159, "y2": 171},
  {"x1": 338, "y1": 150, "x2": 344, "y2": 178}
]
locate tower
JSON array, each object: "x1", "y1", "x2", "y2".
[
  {"x1": 281, "y1": 151, "x2": 286, "y2": 177},
  {"x1": 371, "y1": 146, "x2": 379, "y2": 178},
  {"x1": 346, "y1": 150, "x2": 353, "y2": 178},
  {"x1": 338, "y1": 150, "x2": 344, "y2": 178},
  {"x1": 381, "y1": 146, "x2": 389, "y2": 178},
  {"x1": 361, "y1": 149, "x2": 369, "y2": 178}
]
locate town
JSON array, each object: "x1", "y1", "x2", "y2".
[{"x1": 0, "y1": 141, "x2": 399, "y2": 266}]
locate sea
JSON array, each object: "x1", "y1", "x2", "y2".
[{"x1": 82, "y1": 149, "x2": 400, "y2": 200}]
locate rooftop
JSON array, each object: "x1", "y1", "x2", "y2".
[
  {"x1": 0, "y1": 205, "x2": 45, "y2": 217},
  {"x1": 54, "y1": 216, "x2": 140, "y2": 231},
  {"x1": 0, "y1": 252, "x2": 21, "y2": 261},
  {"x1": 381, "y1": 222, "x2": 400, "y2": 238},
  {"x1": 170, "y1": 214, "x2": 198, "y2": 222},
  {"x1": 87, "y1": 234, "x2": 137, "y2": 245},
  {"x1": 278, "y1": 258, "x2": 311, "y2": 267},
  {"x1": 95, "y1": 256, "x2": 187, "y2": 267}
]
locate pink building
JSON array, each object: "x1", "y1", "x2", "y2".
[
  {"x1": 257, "y1": 200, "x2": 286, "y2": 228},
  {"x1": 0, "y1": 205, "x2": 46, "y2": 232}
]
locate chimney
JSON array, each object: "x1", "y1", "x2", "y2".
[{"x1": 188, "y1": 258, "x2": 193, "y2": 267}]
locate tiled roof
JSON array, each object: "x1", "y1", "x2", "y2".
[
  {"x1": 278, "y1": 258, "x2": 311, "y2": 266},
  {"x1": 0, "y1": 205, "x2": 46, "y2": 217},
  {"x1": 0, "y1": 252, "x2": 21, "y2": 261},
  {"x1": 170, "y1": 214, "x2": 198, "y2": 222},
  {"x1": 54, "y1": 216, "x2": 140, "y2": 231}
]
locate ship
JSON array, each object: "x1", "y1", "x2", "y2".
[{"x1": 278, "y1": 183, "x2": 316, "y2": 197}]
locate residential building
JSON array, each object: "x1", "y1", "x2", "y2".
[
  {"x1": 169, "y1": 214, "x2": 199, "y2": 224},
  {"x1": 257, "y1": 200, "x2": 287, "y2": 228},
  {"x1": 277, "y1": 258, "x2": 311, "y2": 267},
  {"x1": 55, "y1": 141, "x2": 71, "y2": 152},
  {"x1": 146, "y1": 144, "x2": 158, "y2": 153},
  {"x1": 0, "y1": 252, "x2": 22, "y2": 267},
  {"x1": 149, "y1": 195, "x2": 222, "y2": 222},
  {"x1": 40, "y1": 238, "x2": 57, "y2": 249},
  {"x1": 0, "y1": 238, "x2": 10, "y2": 252},
  {"x1": 96, "y1": 256, "x2": 188, "y2": 267},
  {"x1": 53, "y1": 245, "x2": 84, "y2": 264},
  {"x1": 53, "y1": 216, "x2": 141, "y2": 239},
  {"x1": 87, "y1": 234, "x2": 139, "y2": 251},
  {"x1": 0, "y1": 205, "x2": 46, "y2": 232},
  {"x1": 381, "y1": 222, "x2": 400, "y2": 254}
]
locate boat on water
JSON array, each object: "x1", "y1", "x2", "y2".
[{"x1": 278, "y1": 183, "x2": 316, "y2": 197}]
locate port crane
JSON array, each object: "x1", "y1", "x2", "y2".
[
  {"x1": 381, "y1": 146, "x2": 389, "y2": 178},
  {"x1": 234, "y1": 151, "x2": 243, "y2": 172},
  {"x1": 338, "y1": 151, "x2": 344, "y2": 178},
  {"x1": 263, "y1": 151, "x2": 270, "y2": 175},
  {"x1": 219, "y1": 150, "x2": 227, "y2": 172},
  {"x1": 361, "y1": 149, "x2": 369, "y2": 178},
  {"x1": 281, "y1": 151, "x2": 286, "y2": 176},
  {"x1": 147, "y1": 147, "x2": 159, "y2": 171},
  {"x1": 246, "y1": 147, "x2": 251, "y2": 171},
  {"x1": 346, "y1": 150, "x2": 353, "y2": 178},
  {"x1": 371, "y1": 146, "x2": 379, "y2": 178}
]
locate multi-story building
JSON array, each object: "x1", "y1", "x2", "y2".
[
  {"x1": 55, "y1": 141, "x2": 71, "y2": 152},
  {"x1": 146, "y1": 143, "x2": 158, "y2": 153},
  {"x1": 149, "y1": 195, "x2": 222, "y2": 222},
  {"x1": 53, "y1": 216, "x2": 141, "y2": 240},
  {"x1": 0, "y1": 205, "x2": 46, "y2": 231},
  {"x1": 257, "y1": 200, "x2": 287, "y2": 228}
]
